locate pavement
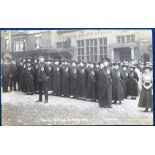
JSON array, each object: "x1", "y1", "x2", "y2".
[{"x1": 1, "y1": 91, "x2": 153, "y2": 125}]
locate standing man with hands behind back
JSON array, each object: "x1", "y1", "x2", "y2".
[{"x1": 36, "y1": 55, "x2": 49, "y2": 103}]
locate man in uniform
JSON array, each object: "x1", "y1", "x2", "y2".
[
  {"x1": 2, "y1": 56, "x2": 11, "y2": 92},
  {"x1": 36, "y1": 56, "x2": 49, "y2": 103}
]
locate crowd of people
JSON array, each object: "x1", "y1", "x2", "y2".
[{"x1": 2, "y1": 54, "x2": 153, "y2": 111}]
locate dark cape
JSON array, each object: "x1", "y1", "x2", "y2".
[
  {"x1": 97, "y1": 67, "x2": 112, "y2": 107},
  {"x1": 77, "y1": 66, "x2": 87, "y2": 99},
  {"x1": 26, "y1": 66, "x2": 35, "y2": 94},
  {"x1": 111, "y1": 68, "x2": 124, "y2": 101},
  {"x1": 128, "y1": 71, "x2": 139, "y2": 96},
  {"x1": 61, "y1": 65, "x2": 70, "y2": 97},
  {"x1": 70, "y1": 66, "x2": 78, "y2": 97},
  {"x1": 87, "y1": 68, "x2": 97, "y2": 100},
  {"x1": 53, "y1": 65, "x2": 62, "y2": 96}
]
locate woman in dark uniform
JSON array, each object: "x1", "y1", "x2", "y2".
[
  {"x1": 97, "y1": 59, "x2": 112, "y2": 108},
  {"x1": 128, "y1": 66, "x2": 139, "y2": 99}
]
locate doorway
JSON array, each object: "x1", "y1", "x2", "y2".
[{"x1": 114, "y1": 47, "x2": 131, "y2": 62}]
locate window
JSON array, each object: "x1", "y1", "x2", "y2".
[
  {"x1": 56, "y1": 41, "x2": 69, "y2": 48},
  {"x1": 14, "y1": 38, "x2": 26, "y2": 52},
  {"x1": 77, "y1": 38, "x2": 107, "y2": 62},
  {"x1": 15, "y1": 41, "x2": 24, "y2": 52},
  {"x1": 5, "y1": 39, "x2": 9, "y2": 50},
  {"x1": 131, "y1": 35, "x2": 135, "y2": 42},
  {"x1": 118, "y1": 35, "x2": 135, "y2": 43},
  {"x1": 77, "y1": 40, "x2": 85, "y2": 61},
  {"x1": 84, "y1": 39, "x2": 98, "y2": 62},
  {"x1": 127, "y1": 35, "x2": 130, "y2": 42},
  {"x1": 117, "y1": 36, "x2": 125, "y2": 43},
  {"x1": 117, "y1": 36, "x2": 121, "y2": 43},
  {"x1": 99, "y1": 38, "x2": 108, "y2": 59}
]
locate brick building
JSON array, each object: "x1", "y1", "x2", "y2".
[{"x1": 1, "y1": 29, "x2": 152, "y2": 62}]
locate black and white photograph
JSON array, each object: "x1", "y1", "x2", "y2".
[{"x1": 1, "y1": 29, "x2": 153, "y2": 125}]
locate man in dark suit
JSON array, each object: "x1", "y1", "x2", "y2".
[{"x1": 36, "y1": 56, "x2": 49, "y2": 103}]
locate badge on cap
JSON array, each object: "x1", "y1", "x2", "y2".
[
  {"x1": 107, "y1": 69, "x2": 110, "y2": 74},
  {"x1": 41, "y1": 67, "x2": 44, "y2": 71},
  {"x1": 74, "y1": 69, "x2": 77, "y2": 74}
]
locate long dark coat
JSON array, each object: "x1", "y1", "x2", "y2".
[
  {"x1": 85, "y1": 66, "x2": 90, "y2": 98},
  {"x1": 87, "y1": 68, "x2": 97, "y2": 100},
  {"x1": 70, "y1": 66, "x2": 78, "y2": 97},
  {"x1": 128, "y1": 71, "x2": 139, "y2": 96},
  {"x1": 61, "y1": 65, "x2": 70, "y2": 97},
  {"x1": 46, "y1": 64, "x2": 53, "y2": 91},
  {"x1": 111, "y1": 68, "x2": 124, "y2": 101},
  {"x1": 53, "y1": 65, "x2": 62, "y2": 96},
  {"x1": 26, "y1": 66, "x2": 35, "y2": 94},
  {"x1": 121, "y1": 70, "x2": 130, "y2": 98},
  {"x1": 21, "y1": 65, "x2": 27, "y2": 92},
  {"x1": 2, "y1": 63, "x2": 11, "y2": 92},
  {"x1": 10, "y1": 63, "x2": 17, "y2": 81},
  {"x1": 18, "y1": 62, "x2": 23, "y2": 91},
  {"x1": 77, "y1": 66, "x2": 87, "y2": 98},
  {"x1": 33, "y1": 63, "x2": 39, "y2": 92},
  {"x1": 97, "y1": 67, "x2": 112, "y2": 107}
]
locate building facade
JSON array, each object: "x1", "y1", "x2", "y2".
[
  {"x1": 51, "y1": 30, "x2": 152, "y2": 62},
  {"x1": 1, "y1": 30, "x2": 152, "y2": 62}
]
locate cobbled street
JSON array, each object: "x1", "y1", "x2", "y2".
[{"x1": 2, "y1": 91, "x2": 153, "y2": 125}]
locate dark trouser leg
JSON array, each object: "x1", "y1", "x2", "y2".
[
  {"x1": 4, "y1": 78, "x2": 9, "y2": 92},
  {"x1": 14, "y1": 80, "x2": 16, "y2": 91},
  {"x1": 10, "y1": 79, "x2": 13, "y2": 91},
  {"x1": 44, "y1": 81, "x2": 48, "y2": 102},
  {"x1": 38, "y1": 82, "x2": 43, "y2": 101}
]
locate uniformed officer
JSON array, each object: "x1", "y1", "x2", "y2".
[{"x1": 36, "y1": 56, "x2": 49, "y2": 103}]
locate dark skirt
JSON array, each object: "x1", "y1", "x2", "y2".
[
  {"x1": 128, "y1": 79, "x2": 138, "y2": 96},
  {"x1": 26, "y1": 79, "x2": 35, "y2": 94},
  {"x1": 138, "y1": 86, "x2": 153, "y2": 109}
]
